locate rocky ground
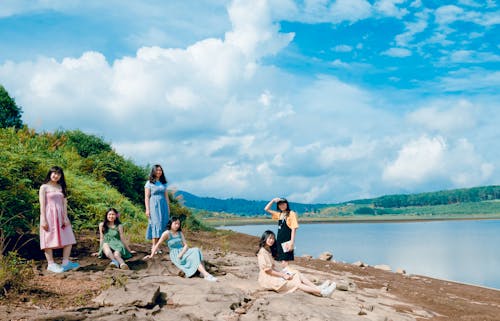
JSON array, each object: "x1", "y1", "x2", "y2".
[{"x1": 1, "y1": 230, "x2": 500, "y2": 321}]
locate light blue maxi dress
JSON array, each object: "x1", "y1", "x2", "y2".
[
  {"x1": 145, "y1": 181, "x2": 169, "y2": 240},
  {"x1": 167, "y1": 232, "x2": 203, "y2": 277}
]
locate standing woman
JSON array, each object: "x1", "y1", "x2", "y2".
[
  {"x1": 264, "y1": 197, "x2": 299, "y2": 270},
  {"x1": 39, "y1": 166, "x2": 79, "y2": 273},
  {"x1": 145, "y1": 164, "x2": 170, "y2": 253}
]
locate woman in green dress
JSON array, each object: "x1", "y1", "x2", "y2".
[{"x1": 96, "y1": 208, "x2": 136, "y2": 269}]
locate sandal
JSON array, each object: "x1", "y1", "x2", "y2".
[{"x1": 120, "y1": 263, "x2": 129, "y2": 270}]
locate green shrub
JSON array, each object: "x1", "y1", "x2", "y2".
[
  {"x1": 0, "y1": 251, "x2": 35, "y2": 296},
  {"x1": 354, "y1": 207, "x2": 375, "y2": 215},
  {"x1": 61, "y1": 129, "x2": 112, "y2": 158}
]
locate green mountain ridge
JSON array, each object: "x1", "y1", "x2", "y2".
[{"x1": 178, "y1": 186, "x2": 500, "y2": 218}]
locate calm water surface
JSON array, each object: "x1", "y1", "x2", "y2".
[{"x1": 219, "y1": 219, "x2": 500, "y2": 289}]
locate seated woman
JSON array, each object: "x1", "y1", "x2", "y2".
[
  {"x1": 144, "y1": 216, "x2": 217, "y2": 282},
  {"x1": 94, "y1": 208, "x2": 136, "y2": 269},
  {"x1": 257, "y1": 230, "x2": 335, "y2": 297}
]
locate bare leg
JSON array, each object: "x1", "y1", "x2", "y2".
[
  {"x1": 62, "y1": 244, "x2": 72, "y2": 265},
  {"x1": 152, "y1": 238, "x2": 160, "y2": 252},
  {"x1": 102, "y1": 243, "x2": 116, "y2": 261},
  {"x1": 44, "y1": 249, "x2": 55, "y2": 264},
  {"x1": 113, "y1": 251, "x2": 126, "y2": 266},
  {"x1": 299, "y1": 274, "x2": 320, "y2": 288},
  {"x1": 197, "y1": 263, "x2": 211, "y2": 277},
  {"x1": 297, "y1": 283, "x2": 321, "y2": 296}
]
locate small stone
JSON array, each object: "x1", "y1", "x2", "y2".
[
  {"x1": 318, "y1": 252, "x2": 333, "y2": 261},
  {"x1": 352, "y1": 261, "x2": 365, "y2": 267},
  {"x1": 235, "y1": 307, "x2": 246, "y2": 314},
  {"x1": 374, "y1": 264, "x2": 391, "y2": 271}
]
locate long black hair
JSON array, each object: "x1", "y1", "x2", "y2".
[
  {"x1": 102, "y1": 208, "x2": 122, "y2": 234},
  {"x1": 148, "y1": 164, "x2": 168, "y2": 184},
  {"x1": 257, "y1": 230, "x2": 277, "y2": 258},
  {"x1": 167, "y1": 216, "x2": 182, "y2": 232},
  {"x1": 276, "y1": 198, "x2": 291, "y2": 214},
  {"x1": 43, "y1": 166, "x2": 67, "y2": 197}
]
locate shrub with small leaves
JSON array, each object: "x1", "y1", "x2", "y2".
[{"x1": 0, "y1": 251, "x2": 35, "y2": 296}]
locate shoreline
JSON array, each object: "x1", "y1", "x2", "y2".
[
  {"x1": 206, "y1": 214, "x2": 500, "y2": 226},
  {"x1": 212, "y1": 217, "x2": 500, "y2": 291}
]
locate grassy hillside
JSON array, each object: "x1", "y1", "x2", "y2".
[{"x1": 0, "y1": 127, "x2": 200, "y2": 244}]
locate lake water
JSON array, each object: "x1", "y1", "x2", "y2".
[{"x1": 218, "y1": 219, "x2": 500, "y2": 290}]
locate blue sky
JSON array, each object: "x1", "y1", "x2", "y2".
[{"x1": 1, "y1": 0, "x2": 499, "y2": 203}]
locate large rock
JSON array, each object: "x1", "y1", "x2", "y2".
[
  {"x1": 93, "y1": 281, "x2": 161, "y2": 307},
  {"x1": 318, "y1": 252, "x2": 333, "y2": 261},
  {"x1": 374, "y1": 264, "x2": 392, "y2": 272}
]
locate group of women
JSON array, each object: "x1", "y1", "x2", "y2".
[{"x1": 39, "y1": 165, "x2": 335, "y2": 296}]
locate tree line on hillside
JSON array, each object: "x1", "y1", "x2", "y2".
[
  {"x1": 178, "y1": 191, "x2": 327, "y2": 216},
  {"x1": 350, "y1": 186, "x2": 500, "y2": 208},
  {"x1": 179, "y1": 185, "x2": 500, "y2": 216}
]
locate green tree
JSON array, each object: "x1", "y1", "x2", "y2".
[
  {"x1": 0, "y1": 85, "x2": 23, "y2": 129},
  {"x1": 61, "y1": 130, "x2": 112, "y2": 157}
]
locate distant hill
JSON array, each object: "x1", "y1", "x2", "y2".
[
  {"x1": 177, "y1": 191, "x2": 328, "y2": 216},
  {"x1": 178, "y1": 185, "x2": 500, "y2": 217},
  {"x1": 351, "y1": 185, "x2": 500, "y2": 208}
]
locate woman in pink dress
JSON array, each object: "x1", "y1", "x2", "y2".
[
  {"x1": 256, "y1": 230, "x2": 335, "y2": 297},
  {"x1": 39, "y1": 166, "x2": 79, "y2": 273}
]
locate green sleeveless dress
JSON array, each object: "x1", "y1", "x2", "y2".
[{"x1": 98, "y1": 225, "x2": 132, "y2": 259}]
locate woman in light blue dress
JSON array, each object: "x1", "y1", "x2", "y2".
[
  {"x1": 144, "y1": 164, "x2": 170, "y2": 253},
  {"x1": 145, "y1": 217, "x2": 217, "y2": 282}
]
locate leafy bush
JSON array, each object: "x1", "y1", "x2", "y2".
[
  {"x1": 84, "y1": 151, "x2": 147, "y2": 204},
  {"x1": 0, "y1": 251, "x2": 35, "y2": 296},
  {"x1": 354, "y1": 207, "x2": 375, "y2": 215},
  {"x1": 61, "y1": 129, "x2": 112, "y2": 158}
]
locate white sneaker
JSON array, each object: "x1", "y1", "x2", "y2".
[
  {"x1": 320, "y1": 283, "x2": 336, "y2": 297},
  {"x1": 47, "y1": 263, "x2": 64, "y2": 273},
  {"x1": 204, "y1": 274, "x2": 217, "y2": 282},
  {"x1": 319, "y1": 280, "x2": 330, "y2": 290}
]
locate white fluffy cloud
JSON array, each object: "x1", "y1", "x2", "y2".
[
  {"x1": 382, "y1": 47, "x2": 412, "y2": 57},
  {"x1": 383, "y1": 135, "x2": 494, "y2": 188},
  {"x1": 407, "y1": 99, "x2": 477, "y2": 133},
  {"x1": 383, "y1": 135, "x2": 447, "y2": 185}
]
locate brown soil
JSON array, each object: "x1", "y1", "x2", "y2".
[{"x1": 1, "y1": 230, "x2": 500, "y2": 320}]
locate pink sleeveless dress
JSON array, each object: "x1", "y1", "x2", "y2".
[{"x1": 39, "y1": 189, "x2": 76, "y2": 250}]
